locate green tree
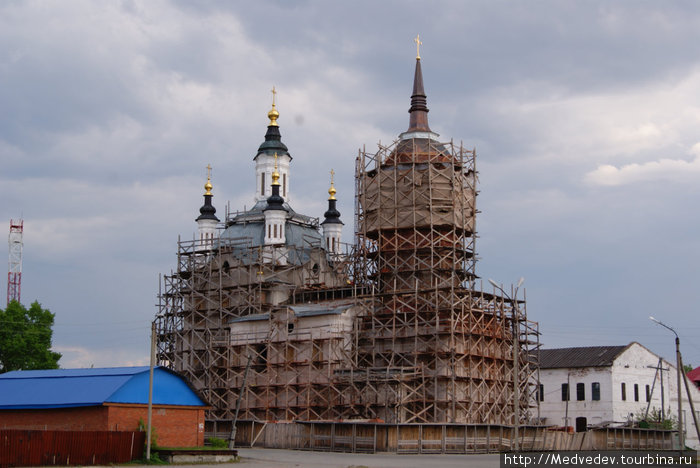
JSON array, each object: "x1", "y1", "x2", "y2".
[
  {"x1": 0, "y1": 300, "x2": 61, "y2": 372},
  {"x1": 683, "y1": 363, "x2": 693, "y2": 374}
]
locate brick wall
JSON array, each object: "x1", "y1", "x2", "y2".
[
  {"x1": 106, "y1": 404, "x2": 205, "y2": 447},
  {"x1": 0, "y1": 407, "x2": 108, "y2": 430},
  {"x1": 0, "y1": 405, "x2": 205, "y2": 447}
]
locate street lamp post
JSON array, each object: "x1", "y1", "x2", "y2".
[
  {"x1": 489, "y1": 277, "x2": 524, "y2": 452},
  {"x1": 649, "y1": 316, "x2": 684, "y2": 451}
]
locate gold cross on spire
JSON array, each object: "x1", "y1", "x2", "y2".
[
  {"x1": 414, "y1": 34, "x2": 422, "y2": 60},
  {"x1": 328, "y1": 169, "x2": 337, "y2": 200},
  {"x1": 268, "y1": 86, "x2": 280, "y2": 126},
  {"x1": 204, "y1": 163, "x2": 213, "y2": 195}
]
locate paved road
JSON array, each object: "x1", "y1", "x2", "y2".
[{"x1": 234, "y1": 447, "x2": 501, "y2": 468}]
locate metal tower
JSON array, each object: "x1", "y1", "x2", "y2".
[{"x1": 7, "y1": 219, "x2": 23, "y2": 305}]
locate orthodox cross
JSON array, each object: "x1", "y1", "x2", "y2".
[{"x1": 414, "y1": 34, "x2": 422, "y2": 59}]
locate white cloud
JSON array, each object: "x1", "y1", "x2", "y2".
[
  {"x1": 54, "y1": 345, "x2": 148, "y2": 369},
  {"x1": 481, "y1": 65, "x2": 700, "y2": 166},
  {"x1": 585, "y1": 153, "x2": 700, "y2": 186}
]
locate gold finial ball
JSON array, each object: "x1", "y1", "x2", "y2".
[
  {"x1": 328, "y1": 185, "x2": 336, "y2": 200},
  {"x1": 204, "y1": 180, "x2": 213, "y2": 195},
  {"x1": 268, "y1": 107, "x2": 279, "y2": 126}
]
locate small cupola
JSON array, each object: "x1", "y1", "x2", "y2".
[
  {"x1": 255, "y1": 87, "x2": 292, "y2": 202},
  {"x1": 263, "y1": 153, "x2": 287, "y2": 245},
  {"x1": 196, "y1": 164, "x2": 219, "y2": 249},
  {"x1": 321, "y1": 169, "x2": 343, "y2": 255}
]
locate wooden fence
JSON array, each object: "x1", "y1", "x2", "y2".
[
  {"x1": 222, "y1": 421, "x2": 676, "y2": 454},
  {"x1": 0, "y1": 429, "x2": 145, "y2": 467}
]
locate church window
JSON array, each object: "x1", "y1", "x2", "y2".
[
  {"x1": 274, "y1": 224, "x2": 277, "y2": 238},
  {"x1": 261, "y1": 173, "x2": 265, "y2": 196},
  {"x1": 592, "y1": 382, "x2": 600, "y2": 401},
  {"x1": 283, "y1": 173, "x2": 287, "y2": 197}
]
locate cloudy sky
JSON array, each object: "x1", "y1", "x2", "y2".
[{"x1": 2, "y1": 1, "x2": 699, "y2": 370}]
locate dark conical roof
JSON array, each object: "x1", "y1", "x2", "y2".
[
  {"x1": 196, "y1": 194, "x2": 219, "y2": 222},
  {"x1": 264, "y1": 183, "x2": 286, "y2": 212},
  {"x1": 321, "y1": 199, "x2": 342, "y2": 225},
  {"x1": 255, "y1": 125, "x2": 292, "y2": 160},
  {"x1": 406, "y1": 58, "x2": 431, "y2": 133}
]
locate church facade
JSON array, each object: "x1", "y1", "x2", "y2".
[{"x1": 155, "y1": 49, "x2": 539, "y2": 428}]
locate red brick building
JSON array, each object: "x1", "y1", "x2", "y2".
[{"x1": 0, "y1": 367, "x2": 208, "y2": 447}]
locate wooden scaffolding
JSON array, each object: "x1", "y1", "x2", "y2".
[{"x1": 155, "y1": 136, "x2": 539, "y2": 428}]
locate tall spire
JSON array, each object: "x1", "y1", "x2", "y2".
[{"x1": 406, "y1": 35, "x2": 431, "y2": 133}]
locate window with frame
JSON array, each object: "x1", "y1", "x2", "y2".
[
  {"x1": 592, "y1": 382, "x2": 600, "y2": 401},
  {"x1": 261, "y1": 173, "x2": 265, "y2": 196},
  {"x1": 539, "y1": 383, "x2": 544, "y2": 402},
  {"x1": 634, "y1": 383, "x2": 639, "y2": 402},
  {"x1": 646, "y1": 384, "x2": 650, "y2": 402},
  {"x1": 562, "y1": 383, "x2": 570, "y2": 401},
  {"x1": 577, "y1": 382, "x2": 585, "y2": 401},
  {"x1": 621, "y1": 382, "x2": 626, "y2": 401}
]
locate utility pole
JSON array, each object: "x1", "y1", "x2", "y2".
[
  {"x1": 7, "y1": 219, "x2": 23, "y2": 305},
  {"x1": 650, "y1": 317, "x2": 684, "y2": 452},
  {"x1": 646, "y1": 358, "x2": 669, "y2": 420},
  {"x1": 678, "y1": 354, "x2": 700, "y2": 442}
]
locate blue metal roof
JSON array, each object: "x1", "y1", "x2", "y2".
[{"x1": 0, "y1": 366, "x2": 206, "y2": 410}]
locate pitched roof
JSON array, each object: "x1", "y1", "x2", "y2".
[
  {"x1": 687, "y1": 366, "x2": 700, "y2": 382},
  {"x1": 0, "y1": 366, "x2": 207, "y2": 410},
  {"x1": 538, "y1": 345, "x2": 629, "y2": 369}
]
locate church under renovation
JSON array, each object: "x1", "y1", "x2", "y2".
[{"x1": 154, "y1": 48, "x2": 540, "y2": 434}]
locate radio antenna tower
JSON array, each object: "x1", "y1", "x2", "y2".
[{"x1": 7, "y1": 219, "x2": 23, "y2": 305}]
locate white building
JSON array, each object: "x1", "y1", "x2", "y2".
[{"x1": 537, "y1": 342, "x2": 699, "y2": 449}]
